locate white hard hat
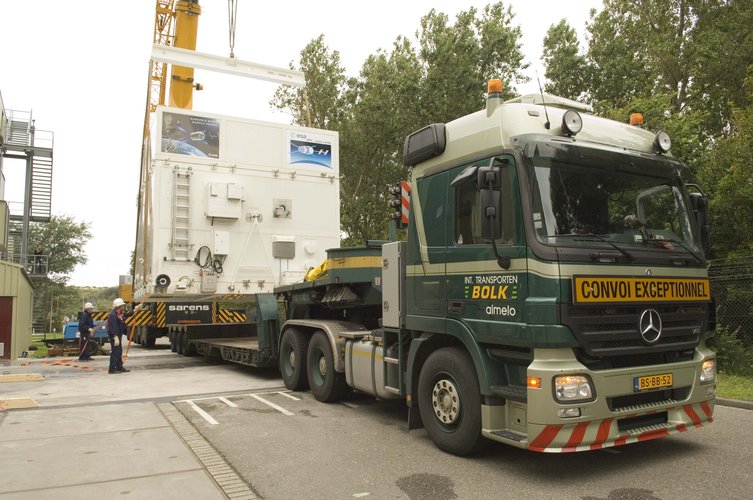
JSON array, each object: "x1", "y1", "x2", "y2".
[
  {"x1": 113, "y1": 298, "x2": 126, "y2": 308},
  {"x1": 84, "y1": 302, "x2": 94, "y2": 310}
]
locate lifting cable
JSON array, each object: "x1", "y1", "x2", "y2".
[{"x1": 228, "y1": 0, "x2": 238, "y2": 58}]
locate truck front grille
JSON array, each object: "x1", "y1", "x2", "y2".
[{"x1": 561, "y1": 303, "x2": 708, "y2": 367}]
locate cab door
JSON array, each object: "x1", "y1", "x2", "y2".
[
  {"x1": 405, "y1": 171, "x2": 448, "y2": 324},
  {"x1": 444, "y1": 155, "x2": 527, "y2": 343}
]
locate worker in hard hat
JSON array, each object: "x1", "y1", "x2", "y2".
[
  {"x1": 78, "y1": 302, "x2": 96, "y2": 361},
  {"x1": 107, "y1": 298, "x2": 142, "y2": 374}
]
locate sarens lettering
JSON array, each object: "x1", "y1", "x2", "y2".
[
  {"x1": 168, "y1": 304, "x2": 211, "y2": 312},
  {"x1": 573, "y1": 277, "x2": 711, "y2": 303}
]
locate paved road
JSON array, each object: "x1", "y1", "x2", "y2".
[
  {"x1": 175, "y1": 388, "x2": 753, "y2": 500},
  {"x1": 2, "y1": 345, "x2": 751, "y2": 499}
]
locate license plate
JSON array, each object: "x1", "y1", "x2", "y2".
[{"x1": 634, "y1": 373, "x2": 673, "y2": 392}]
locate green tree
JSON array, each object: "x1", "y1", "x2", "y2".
[
  {"x1": 585, "y1": 0, "x2": 704, "y2": 112},
  {"x1": 270, "y1": 35, "x2": 348, "y2": 129},
  {"x1": 697, "y1": 70, "x2": 753, "y2": 257},
  {"x1": 583, "y1": 0, "x2": 753, "y2": 140},
  {"x1": 27, "y1": 214, "x2": 91, "y2": 332},
  {"x1": 28, "y1": 214, "x2": 91, "y2": 284},
  {"x1": 541, "y1": 19, "x2": 590, "y2": 101},
  {"x1": 417, "y1": 3, "x2": 528, "y2": 122},
  {"x1": 274, "y1": 3, "x2": 529, "y2": 245},
  {"x1": 339, "y1": 38, "x2": 424, "y2": 245},
  {"x1": 691, "y1": 0, "x2": 753, "y2": 134}
]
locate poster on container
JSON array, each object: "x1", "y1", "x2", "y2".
[
  {"x1": 161, "y1": 112, "x2": 220, "y2": 158},
  {"x1": 287, "y1": 130, "x2": 333, "y2": 169}
]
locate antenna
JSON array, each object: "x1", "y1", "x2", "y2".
[{"x1": 536, "y1": 72, "x2": 551, "y2": 130}]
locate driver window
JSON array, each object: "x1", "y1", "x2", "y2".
[{"x1": 454, "y1": 160, "x2": 515, "y2": 245}]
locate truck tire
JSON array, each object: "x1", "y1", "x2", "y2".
[
  {"x1": 169, "y1": 329, "x2": 177, "y2": 352},
  {"x1": 279, "y1": 329, "x2": 309, "y2": 391},
  {"x1": 306, "y1": 331, "x2": 347, "y2": 402},
  {"x1": 417, "y1": 347, "x2": 485, "y2": 456},
  {"x1": 145, "y1": 328, "x2": 156, "y2": 348},
  {"x1": 176, "y1": 331, "x2": 185, "y2": 355}
]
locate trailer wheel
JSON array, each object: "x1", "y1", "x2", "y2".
[
  {"x1": 144, "y1": 328, "x2": 156, "y2": 348},
  {"x1": 176, "y1": 331, "x2": 185, "y2": 355},
  {"x1": 182, "y1": 332, "x2": 195, "y2": 356},
  {"x1": 417, "y1": 347, "x2": 485, "y2": 456},
  {"x1": 306, "y1": 331, "x2": 347, "y2": 402},
  {"x1": 279, "y1": 329, "x2": 310, "y2": 391},
  {"x1": 169, "y1": 329, "x2": 177, "y2": 352}
]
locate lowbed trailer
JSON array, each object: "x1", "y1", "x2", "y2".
[{"x1": 167, "y1": 81, "x2": 717, "y2": 456}]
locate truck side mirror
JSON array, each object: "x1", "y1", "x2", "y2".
[
  {"x1": 478, "y1": 166, "x2": 502, "y2": 240},
  {"x1": 688, "y1": 191, "x2": 711, "y2": 258}
]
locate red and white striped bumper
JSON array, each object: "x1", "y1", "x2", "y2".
[{"x1": 528, "y1": 399, "x2": 714, "y2": 453}]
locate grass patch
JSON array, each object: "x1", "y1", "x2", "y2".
[
  {"x1": 30, "y1": 333, "x2": 68, "y2": 358},
  {"x1": 717, "y1": 373, "x2": 753, "y2": 402}
]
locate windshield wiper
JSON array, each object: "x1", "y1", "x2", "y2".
[
  {"x1": 646, "y1": 236, "x2": 704, "y2": 265},
  {"x1": 550, "y1": 233, "x2": 635, "y2": 262}
]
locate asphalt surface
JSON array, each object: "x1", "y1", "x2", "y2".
[{"x1": 1, "y1": 342, "x2": 752, "y2": 499}]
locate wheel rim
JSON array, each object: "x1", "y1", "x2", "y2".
[
  {"x1": 431, "y1": 376, "x2": 460, "y2": 426},
  {"x1": 282, "y1": 346, "x2": 295, "y2": 377},
  {"x1": 289, "y1": 350, "x2": 296, "y2": 369},
  {"x1": 311, "y1": 348, "x2": 326, "y2": 386},
  {"x1": 318, "y1": 356, "x2": 327, "y2": 377}
]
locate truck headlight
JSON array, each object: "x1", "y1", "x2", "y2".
[
  {"x1": 700, "y1": 359, "x2": 716, "y2": 383},
  {"x1": 554, "y1": 375, "x2": 594, "y2": 402}
]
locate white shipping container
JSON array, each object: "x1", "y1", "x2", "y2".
[{"x1": 133, "y1": 107, "x2": 340, "y2": 299}]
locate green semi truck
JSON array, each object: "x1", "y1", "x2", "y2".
[{"x1": 180, "y1": 80, "x2": 716, "y2": 455}]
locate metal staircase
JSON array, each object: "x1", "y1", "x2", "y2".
[
  {"x1": 171, "y1": 166, "x2": 192, "y2": 261},
  {"x1": 29, "y1": 153, "x2": 52, "y2": 221},
  {"x1": 3, "y1": 110, "x2": 54, "y2": 223}
]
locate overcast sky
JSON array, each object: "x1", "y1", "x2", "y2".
[{"x1": 1, "y1": 0, "x2": 602, "y2": 287}]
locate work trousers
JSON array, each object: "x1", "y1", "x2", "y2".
[
  {"x1": 78, "y1": 332, "x2": 92, "y2": 360},
  {"x1": 109, "y1": 339, "x2": 124, "y2": 371}
]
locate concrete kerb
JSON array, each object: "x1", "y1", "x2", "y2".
[
  {"x1": 157, "y1": 403, "x2": 258, "y2": 499},
  {"x1": 716, "y1": 398, "x2": 753, "y2": 411}
]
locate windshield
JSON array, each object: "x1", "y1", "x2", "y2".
[{"x1": 527, "y1": 157, "x2": 699, "y2": 253}]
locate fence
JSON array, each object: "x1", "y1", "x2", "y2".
[{"x1": 708, "y1": 256, "x2": 753, "y2": 347}]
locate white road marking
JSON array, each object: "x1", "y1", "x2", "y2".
[
  {"x1": 187, "y1": 400, "x2": 219, "y2": 425},
  {"x1": 341, "y1": 401, "x2": 359, "y2": 409},
  {"x1": 219, "y1": 397, "x2": 238, "y2": 407},
  {"x1": 249, "y1": 393, "x2": 295, "y2": 416},
  {"x1": 277, "y1": 391, "x2": 301, "y2": 401},
  {"x1": 353, "y1": 493, "x2": 370, "y2": 498}
]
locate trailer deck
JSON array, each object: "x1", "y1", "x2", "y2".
[{"x1": 191, "y1": 337, "x2": 275, "y2": 368}]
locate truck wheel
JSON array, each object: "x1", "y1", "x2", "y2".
[
  {"x1": 280, "y1": 329, "x2": 309, "y2": 391},
  {"x1": 176, "y1": 331, "x2": 185, "y2": 355},
  {"x1": 417, "y1": 347, "x2": 485, "y2": 456},
  {"x1": 307, "y1": 331, "x2": 347, "y2": 402},
  {"x1": 183, "y1": 333, "x2": 195, "y2": 356},
  {"x1": 145, "y1": 329, "x2": 156, "y2": 348}
]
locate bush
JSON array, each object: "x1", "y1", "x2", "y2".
[{"x1": 708, "y1": 325, "x2": 753, "y2": 376}]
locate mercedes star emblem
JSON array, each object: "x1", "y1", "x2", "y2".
[{"x1": 639, "y1": 309, "x2": 662, "y2": 344}]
